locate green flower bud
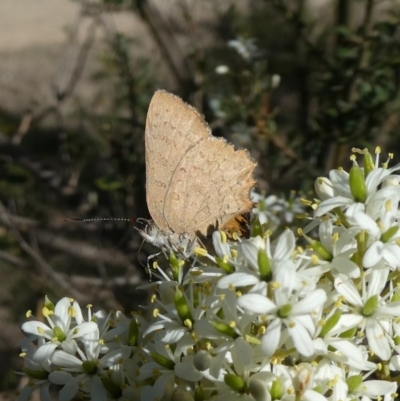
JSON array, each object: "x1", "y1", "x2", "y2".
[
  {"x1": 53, "y1": 326, "x2": 66, "y2": 342},
  {"x1": 349, "y1": 163, "x2": 367, "y2": 202},
  {"x1": 258, "y1": 249, "x2": 272, "y2": 281},
  {"x1": 23, "y1": 368, "x2": 49, "y2": 380},
  {"x1": 278, "y1": 303, "x2": 292, "y2": 318},
  {"x1": 151, "y1": 352, "x2": 175, "y2": 370},
  {"x1": 194, "y1": 385, "x2": 205, "y2": 401},
  {"x1": 174, "y1": 288, "x2": 193, "y2": 323},
  {"x1": 216, "y1": 257, "x2": 235, "y2": 274},
  {"x1": 82, "y1": 360, "x2": 97, "y2": 374},
  {"x1": 101, "y1": 376, "x2": 122, "y2": 399},
  {"x1": 224, "y1": 373, "x2": 246, "y2": 392},
  {"x1": 363, "y1": 150, "x2": 375, "y2": 177},
  {"x1": 346, "y1": 375, "x2": 362, "y2": 392},
  {"x1": 210, "y1": 321, "x2": 238, "y2": 339},
  {"x1": 271, "y1": 379, "x2": 283, "y2": 400},
  {"x1": 251, "y1": 216, "x2": 263, "y2": 238},
  {"x1": 128, "y1": 318, "x2": 139, "y2": 346},
  {"x1": 170, "y1": 251, "x2": 181, "y2": 281},
  {"x1": 339, "y1": 326, "x2": 357, "y2": 338},
  {"x1": 319, "y1": 310, "x2": 342, "y2": 338},
  {"x1": 381, "y1": 226, "x2": 399, "y2": 243},
  {"x1": 310, "y1": 239, "x2": 332, "y2": 261},
  {"x1": 44, "y1": 295, "x2": 55, "y2": 313},
  {"x1": 362, "y1": 295, "x2": 378, "y2": 316}
]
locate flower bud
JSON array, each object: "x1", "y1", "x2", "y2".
[
  {"x1": 314, "y1": 177, "x2": 334, "y2": 200},
  {"x1": 224, "y1": 373, "x2": 246, "y2": 392},
  {"x1": 363, "y1": 149, "x2": 375, "y2": 177},
  {"x1": 193, "y1": 350, "x2": 212, "y2": 371},
  {"x1": 349, "y1": 163, "x2": 367, "y2": 202}
]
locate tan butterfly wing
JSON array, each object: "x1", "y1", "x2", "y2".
[
  {"x1": 145, "y1": 90, "x2": 256, "y2": 236},
  {"x1": 145, "y1": 90, "x2": 211, "y2": 231}
]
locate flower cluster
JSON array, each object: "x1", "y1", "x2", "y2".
[{"x1": 18, "y1": 147, "x2": 400, "y2": 401}]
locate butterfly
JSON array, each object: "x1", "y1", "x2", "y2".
[{"x1": 136, "y1": 90, "x2": 256, "y2": 256}]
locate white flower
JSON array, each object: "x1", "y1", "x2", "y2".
[
  {"x1": 17, "y1": 342, "x2": 53, "y2": 401},
  {"x1": 21, "y1": 297, "x2": 98, "y2": 362},
  {"x1": 215, "y1": 65, "x2": 230, "y2": 74},
  {"x1": 315, "y1": 160, "x2": 400, "y2": 220},
  {"x1": 354, "y1": 196, "x2": 400, "y2": 269},
  {"x1": 316, "y1": 218, "x2": 360, "y2": 278},
  {"x1": 238, "y1": 263, "x2": 327, "y2": 357},
  {"x1": 49, "y1": 328, "x2": 130, "y2": 401},
  {"x1": 228, "y1": 37, "x2": 259, "y2": 61},
  {"x1": 334, "y1": 270, "x2": 400, "y2": 360},
  {"x1": 218, "y1": 229, "x2": 296, "y2": 292}
]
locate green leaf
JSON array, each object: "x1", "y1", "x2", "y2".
[{"x1": 95, "y1": 177, "x2": 123, "y2": 191}]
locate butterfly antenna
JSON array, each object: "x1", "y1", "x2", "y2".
[{"x1": 65, "y1": 217, "x2": 136, "y2": 223}]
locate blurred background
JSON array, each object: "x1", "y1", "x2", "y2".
[{"x1": 1, "y1": 0, "x2": 400, "y2": 397}]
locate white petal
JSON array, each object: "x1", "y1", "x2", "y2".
[
  {"x1": 239, "y1": 240, "x2": 259, "y2": 270},
  {"x1": 292, "y1": 289, "x2": 327, "y2": 315},
  {"x1": 175, "y1": 363, "x2": 202, "y2": 381},
  {"x1": 332, "y1": 256, "x2": 360, "y2": 278},
  {"x1": 21, "y1": 321, "x2": 52, "y2": 338},
  {"x1": 53, "y1": 297, "x2": 72, "y2": 332},
  {"x1": 315, "y1": 197, "x2": 354, "y2": 217},
  {"x1": 48, "y1": 370, "x2": 72, "y2": 385},
  {"x1": 159, "y1": 326, "x2": 186, "y2": 344},
  {"x1": 315, "y1": 177, "x2": 334, "y2": 201},
  {"x1": 261, "y1": 319, "x2": 281, "y2": 356},
  {"x1": 70, "y1": 322, "x2": 98, "y2": 339},
  {"x1": 389, "y1": 355, "x2": 400, "y2": 370},
  {"x1": 58, "y1": 374, "x2": 82, "y2": 401},
  {"x1": 383, "y1": 243, "x2": 400, "y2": 268},
  {"x1": 218, "y1": 272, "x2": 259, "y2": 289},
  {"x1": 212, "y1": 231, "x2": 231, "y2": 258},
  {"x1": 292, "y1": 314, "x2": 315, "y2": 335},
  {"x1": 51, "y1": 350, "x2": 82, "y2": 368},
  {"x1": 39, "y1": 383, "x2": 52, "y2": 401},
  {"x1": 287, "y1": 319, "x2": 314, "y2": 357},
  {"x1": 273, "y1": 261, "x2": 296, "y2": 304},
  {"x1": 90, "y1": 375, "x2": 107, "y2": 401},
  {"x1": 328, "y1": 338, "x2": 375, "y2": 370},
  {"x1": 367, "y1": 268, "x2": 388, "y2": 297},
  {"x1": 333, "y1": 379, "x2": 348, "y2": 400},
  {"x1": 232, "y1": 337, "x2": 253, "y2": 366},
  {"x1": 330, "y1": 314, "x2": 363, "y2": 335},
  {"x1": 329, "y1": 169, "x2": 350, "y2": 193},
  {"x1": 319, "y1": 219, "x2": 333, "y2": 251},
  {"x1": 361, "y1": 380, "x2": 397, "y2": 396},
  {"x1": 273, "y1": 229, "x2": 295, "y2": 261},
  {"x1": 33, "y1": 342, "x2": 58, "y2": 362},
  {"x1": 18, "y1": 385, "x2": 34, "y2": 401},
  {"x1": 61, "y1": 339, "x2": 77, "y2": 355},
  {"x1": 100, "y1": 347, "x2": 131, "y2": 367},
  {"x1": 354, "y1": 212, "x2": 380, "y2": 237},
  {"x1": 334, "y1": 276, "x2": 363, "y2": 307},
  {"x1": 364, "y1": 241, "x2": 384, "y2": 267},
  {"x1": 71, "y1": 300, "x2": 84, "y2": 324},
  {"x1": 303, "y1": 389, "x2": 328, "y2": 401},
  {"x1": 313, "y1": 338, "x2": 327, "y2": 354},
  {"x1": 366, "y1": 318, "x2": 391, "y2": 361},
  {"x1": 237, "y1": 294, "x2": 276, "y2": 314},
  {"x1": 378, "y1": 301, "x2": 400, "y2": 317}
]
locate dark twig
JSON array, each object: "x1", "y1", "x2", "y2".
[{"x1": 0, "y1": 203, "x2": 87, "y2": 303}]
